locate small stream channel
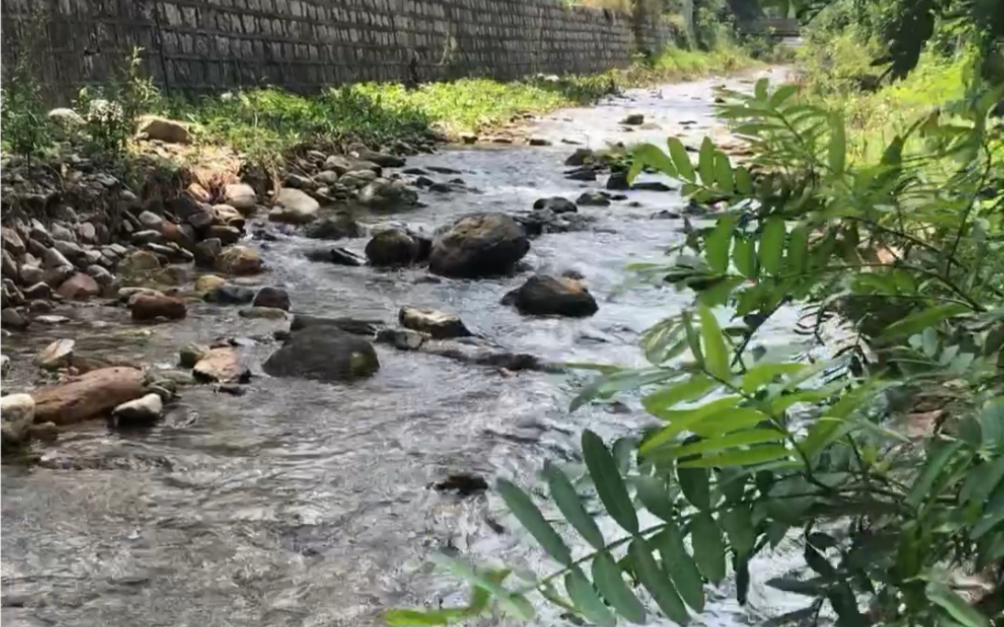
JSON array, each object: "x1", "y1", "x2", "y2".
[{"x1": 2, "y1": 67, "x2": 818, "y2": 627}]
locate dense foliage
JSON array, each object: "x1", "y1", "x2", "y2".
[{"x1": 388, "y1": 76, "x2": 1003, "y2": 626}]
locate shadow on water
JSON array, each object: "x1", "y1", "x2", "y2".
[{"x1": 2, "y1": 68, "x2": 817, "y2": 627}]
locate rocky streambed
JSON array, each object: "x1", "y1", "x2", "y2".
[{"x1": 1, "y1": 68, "x2": 816, "y2": 627}]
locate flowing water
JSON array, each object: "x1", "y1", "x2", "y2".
[{"x1": 2, "y1": 68, "x2": 818, "y2": 627}]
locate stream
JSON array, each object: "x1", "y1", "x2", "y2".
[{"x1": 2, "y1": 68, "x2": 816, "y2": 627}]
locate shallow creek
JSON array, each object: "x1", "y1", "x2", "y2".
[{"x1": 2, "y1": 68, "x2": 820, "y2": 627}]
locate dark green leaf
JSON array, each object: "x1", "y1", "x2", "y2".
[
  {"x1": 732, "y1": 235, "x2": 757, "y2": 278},
  {"x1": 544, "y1": 461, "x2": 605, "y2": 551},
  {"x1": 754, "y1": 78, "x2": 769, "y2": 101},
  {"x1": 570, "y1": 367, "x2": 679, "y2": 412},
  {"x1": 583, "y1": 430, "x2": 639, "y2": 535},
  {"x1": 667, "y1": 137, "x2": 696, "y2": 182},
  {"x1": 642, "y1": 375, "x2": 718, "y2": 416},
  {"x1": 720, "y1": 505, "x2": 756, "y2": 559},
  {"x1": 769, "y1": 84, "x2": 799, "y2": 106},
  {"x1": 759, "y1": 217, "x2": 786, "y2": 277},
  {"x1": 698, "y1": 304, "x2": 730, "y2": 380},
  {"x1": 880, "y1": 303, "x2": 971, "y2": 339},
  {"x1": 660, "y1": 428, "x2": 784, "y2": 461},
  {"x1": 785, "y1": 224, "x2": 809, "y2": 274},
  {"x1": 385, "y1": 609, "x2": 466, "y2": 625},
  {"x1": 682, "y1": 310, "x2": 704, "y2": 368},
  {"x1": 735, "y1": 166, "x2": 753, "y2": 195},
  {"x1": 828, "y1": 113, "x2": 846, "y2": 175},
  {"x1": 678, "y1": 466, "x2": 710, "y2": 511},
  {"x1": 961, "y1": 455, "x2": 1004, "y2": 506},
  {"x1": 430, "y1": 553, "x2": 535, "y2": 619},
  {"x1": 705, "y1": 215, "x2": 736, "y2": 274},
  {"x1": 592, "y1": 552, "x2": 647, "y2": 624},
  {"x1": 678, "y1": 445, "x2": 791, "y2": 468},
  {"x1": 714, "y1": 152, "x2": 734, "y2": 192},
  {"x1": 904, "y1": 440, "x2": 965, "y2": 509},
  {"x1": 804, "y1": 543, "x2": 836, "y2": 579},
  {"x1": 655, "y1": 523, "x2": 705, "y2": 612},
  {"x1": 629, "y1": 539, "x2": 691, "y2": 624},
  {"x1": 766, "y1": 577, "x2": 826, "y2": 596},
  {"x1": 689, "y1": 512, "x2": 726, "y2": 583},
  {"x1": 641, "y1": 397, "x2": 744, "y2": 451},
  {"x1": 565, "y1": 569, "x2": 616, "y2": 627},
  {"x1": 633, "y1": 475, "x2": 676, "y2": 521},
  {"x1": 496, "y1": 478, "x2": 572, "y2": 565},
  {"x1": 632, "y1": 143, "x2": 677, "y2": 179},
  {"x1": 698, "y1": 137, "x2": 717, "y2": 187},
  {"x1": 926, "y1": 582, "x2": 990, "y2": 627},
  {"x1": 740, "y1": 362, "x2": 806, "y2": 393}
]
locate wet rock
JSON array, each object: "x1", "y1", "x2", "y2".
[
  {"x1": 19, "y1": 264, "x2": 44, "y2": 285},
  {"x1": 303, "y1": 213, "x2": 364, "y2": 240},
  {"x1": 433, "y1": 472, "x2": 489, "y2": 496},
  {"x1": 283, "y1": 173, "x2": 318, "y2": 191},
  {"x1": 428, "y1": 166, "x2": 462, "y2": 176},
  {"x1": 216, "y1": 246, "x2": 262, "y2": 275},
  {"x1": 358, "y1": 179, "x2": 419, "y2": 211},
  {"x1": 314, "y1": 170, "x2": 341, "y2": 186},
  {"x1": 565, "y1": 166, "x2": 598, "y2": 182},
  {"x1": 32, "y1": 366, "x2": 146, "y2": 425},
  {"x1": 365, "y1": 229, "x2": 420, "y2": 267},
  {"x1": 87, "y1": 265, "x2": 115, "y2": 286},
  {"x1": 204, "y1": 284, "x2": 255, "y2": 305},
  {"x1": 339, "y1": 169, "x2": 378, "y2": 189},
  {"x1": 57, "y1": 272, "x2": 101, "y2": 300},
  {"x1": 28, "y1": 421, "x2": 59, "y2": 443},
  {"x1": 115, "y1": 286, "x2": 162, "y2": 304},
  {"x1": 1, "y1": 250, "x2": 18, "y2": 282},
  {"x1": 460, "y1": 133, "x2": 478, "y2": 144},
  {"x1": 138, "y1": 210, "x2": 164, "y2": 231},
  {"x1": 206, "y1": 225, "x2": 242, "y2": 246},
  {"x1": 532, "y1": 196, "x2": 578, "y2": 215},
  {"x1": 193, "y1": 347, "x2": 250, "y2": 383},
  {"x1": 50, "y1": 223, "x2": 76, "y2": 242},
  {"x1": 195, "y1": 274, "x2": 227, "y2": 293},
  {"x1": 22, "y1": 282, "x2": 53, "y2": 300},
  {"x1": 110, "y1": 393, "x2": 164, "y2": 428},
  {"x1": 270, "y1": 188, "x2": 320, "y2": 224},
  {"x1": 179, "y1": 342, "x2": 210, "y2": 368},
  {"x1": 622, "y1": 113, "x2": 645, "y2": 125},
  {"x1": 1, "y1": 227, "x2": 25, "y2": 257},
  {"x1": 377, "y1": 331, "x2": 550, "y2": 372},
  {"x1": 130, "y1": 293, "x2": 188, "y2": 321},
  {"x1": 375, "y1": 327, "x2": 427, "y2": 350},
  {"x1": 305, "y1": 247, "x2": 366, "y2": 266},
  {"x1": 353, "y1": 149, "x2": 405, "y2": 168},
  {"x1": 0, "y1": 308, "x2": 25, "y2": 329},
  {"x1": 428, "y1": 213, "x2": 530, "y2": 278},
  {"x1": 154, "y1": 263, "x2": 190, "y2": 286},
  {"x1": 0, "y1": 355, "x2": 9, "y2": 377},
  {"x1": 650, "y1": 209, "x2": 681, "y2": 220},
  {"x1": 576, "y1": 191, "x2": 611, "y2": 207},
  {"x1": 223, "y1": 183, "x2": 257, "y2": 214},
  {"x1": 502, "y1": 275, "x2": 599, "y2": 317},
  {"x1": 263, "y1": 327, "x2": 380, "y2": 382},
  {"x1": 606, "y1": 170, "x2": 630, "y2": 190},
  {"x1": 239, "y1": 306, "x2": 289, "y2": 320},
  {"x1": 399, "y1": 306, "x2": 472, "y2": 339},
  {"x1": 565, "y1": 148, "x2": 595, "y2": 166},
  {"x1": 35, "y1": 339, "x2": 75, "y2": 370},
  {"x1": 39, "y1": 245, "x2": 72, "y2": 269},
  {"x1": 323, "y1": 154, "x2": 354, "y2": 174},
  {"x1": 136, "y1": 115, "x2": 191, "y2": 143},
  {"x1": 34, "y1": 314, "x2": 69, "y2": 324},
  {"x1": 118, "y1": 250, "x2": 161, "y2": 278},
  {"x1": 633, "y1": 181, "x2": 674, "y2": 192},
  {"x1": 252, "y1": 286, "x2": 290, "y2": 311},
  {"x1": 1, "y1": 394, "x2": 35, "y2": 450},
  {"x1": 289, "y1": 315, "x2": 379, "y2": 336},
  {"x1": 194, "y1": 238, "x2": 223, "y2": 266},
  {"x1": 528, "y1": 137, "x2": 552, "y2": 146},
  {"x1": 212, "y1": 204, "x2": 245, "y2": 227}
]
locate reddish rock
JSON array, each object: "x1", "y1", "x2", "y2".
[
  {"x1": 187, "y1": 182, "x2": 212, "y2": 203},
  {"x1": 31, "y1": 367, "x2": 146, "y2": 425},
  {"x1": 56, "y1": 272, "x2": 101, "y2": 300},
  {"x1": 129, "y1": 293, "x2": 188, "y2": 321}
]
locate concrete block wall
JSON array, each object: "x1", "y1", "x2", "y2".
[{"x1": 2, "y1": 0, "x2": 669, "y2": 103}]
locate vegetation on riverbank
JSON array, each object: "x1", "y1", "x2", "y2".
[{"x1": 389, "y1": 1, "x2": 1004, "y2": 626}]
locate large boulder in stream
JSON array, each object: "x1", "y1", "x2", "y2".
[
  {"x1": 399, "y1": 306, "x2": 472, "y2": 339},
  {"x1": 31, "y1": 367, "x2": 146, "y2": 425},
  {"x1": 365, "y1": 229, "x2": 421, "y2": 267},
  {"x1": 262, "y1": 327, "x2": 380, "y2": 382},
  {"x1": 269, "y1": 187, "x2": 320, "y2": 224},
  {"x1": 503, "y1": 275, "x2": 599, "y2": 317},
  {"x1": 428, "y1": 213, "x2": 529, "y2": 278}
]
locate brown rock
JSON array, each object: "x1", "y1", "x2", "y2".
[
  {"x1": 216, "y1": 246, "x2": 262, "y2": 275},
  {"x1": 195, "y1": 274, "x2": 227, "y2": 293},
  {"x1": 186, "y1": 182, "x2": 212, "y2": 203},
  {"x1": 32, "y1": 367, "x2": 146, "y2": 425},
  {"x1": 56, "y1": 272, "x2": 101, "y2": 300},
  {"x1": 193, "y1": 347, "x2": 249, "y2": 383},
  {"x1": 137, "y1": 115, "x2": 191, "y2": 144},
  {"x1": 130, "y1": 293, "x2": 188, "y2": 321}
]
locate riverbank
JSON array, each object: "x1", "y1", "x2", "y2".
[{"x1": 0, "y1": 70, "x2": 787, "y2": 626}]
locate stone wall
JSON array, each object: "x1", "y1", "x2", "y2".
[{"x1": 1, "y1": 0, "x2": 676, "y2": 104}]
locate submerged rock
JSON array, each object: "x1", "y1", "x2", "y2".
[
  {"x1": 532, "y1": 196, "x2": 577, "y2": 214},
  {"x1": 252, "y1": 286, "x2": 291, "y2": 311},
  {"x1": 365, "y1": 229, "x2": 421, "y2": 267},
  {"x1": 130, "y1": 293, "x2": 188, "y2": 321},
  {"x1": 179, "y1": 342, "x2": 210, "y2": 368},
  {"x1": 428, "y1": 213, "x2": 530, "y2": 278},
  {"x1": 564, "y1": 148, "x2": 594, "y2": 166},
  {"x1": 204, "y1": 284, "x2": 256, "y2": 305},
  {"x1": 239, "y1": 306, "x2": 289, "y2": 320},
  {"x1": 216, "y1": 246, "x2": 262, "y2": 275},
  {"x1": 289, "y1": 315, "x2": 379, "y2": 336},
  {"x1": 358, "y1": 179, "x2": 419, "y2": 211},
  {"x1": 303, "y1": 213, "x2": 365, "y2": 240},
  {"x1": 263, "y1": 327, "x2": 380, "y2": 382},
  {"x1": 56, "y1": 272, "x2": 101, "y2": 300},
  {"x1": 305, "y1": 247, "x2": 366, "y2": 266},
  {"x1": 576, "y1": 191, "x2": 612, "y2": 207},
  {"x1": 502, "y1": 275, "x2": 599, "y2": 317},
  {"x1": 399, "y1": 306, "x2": 472, "y2": 339}
]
